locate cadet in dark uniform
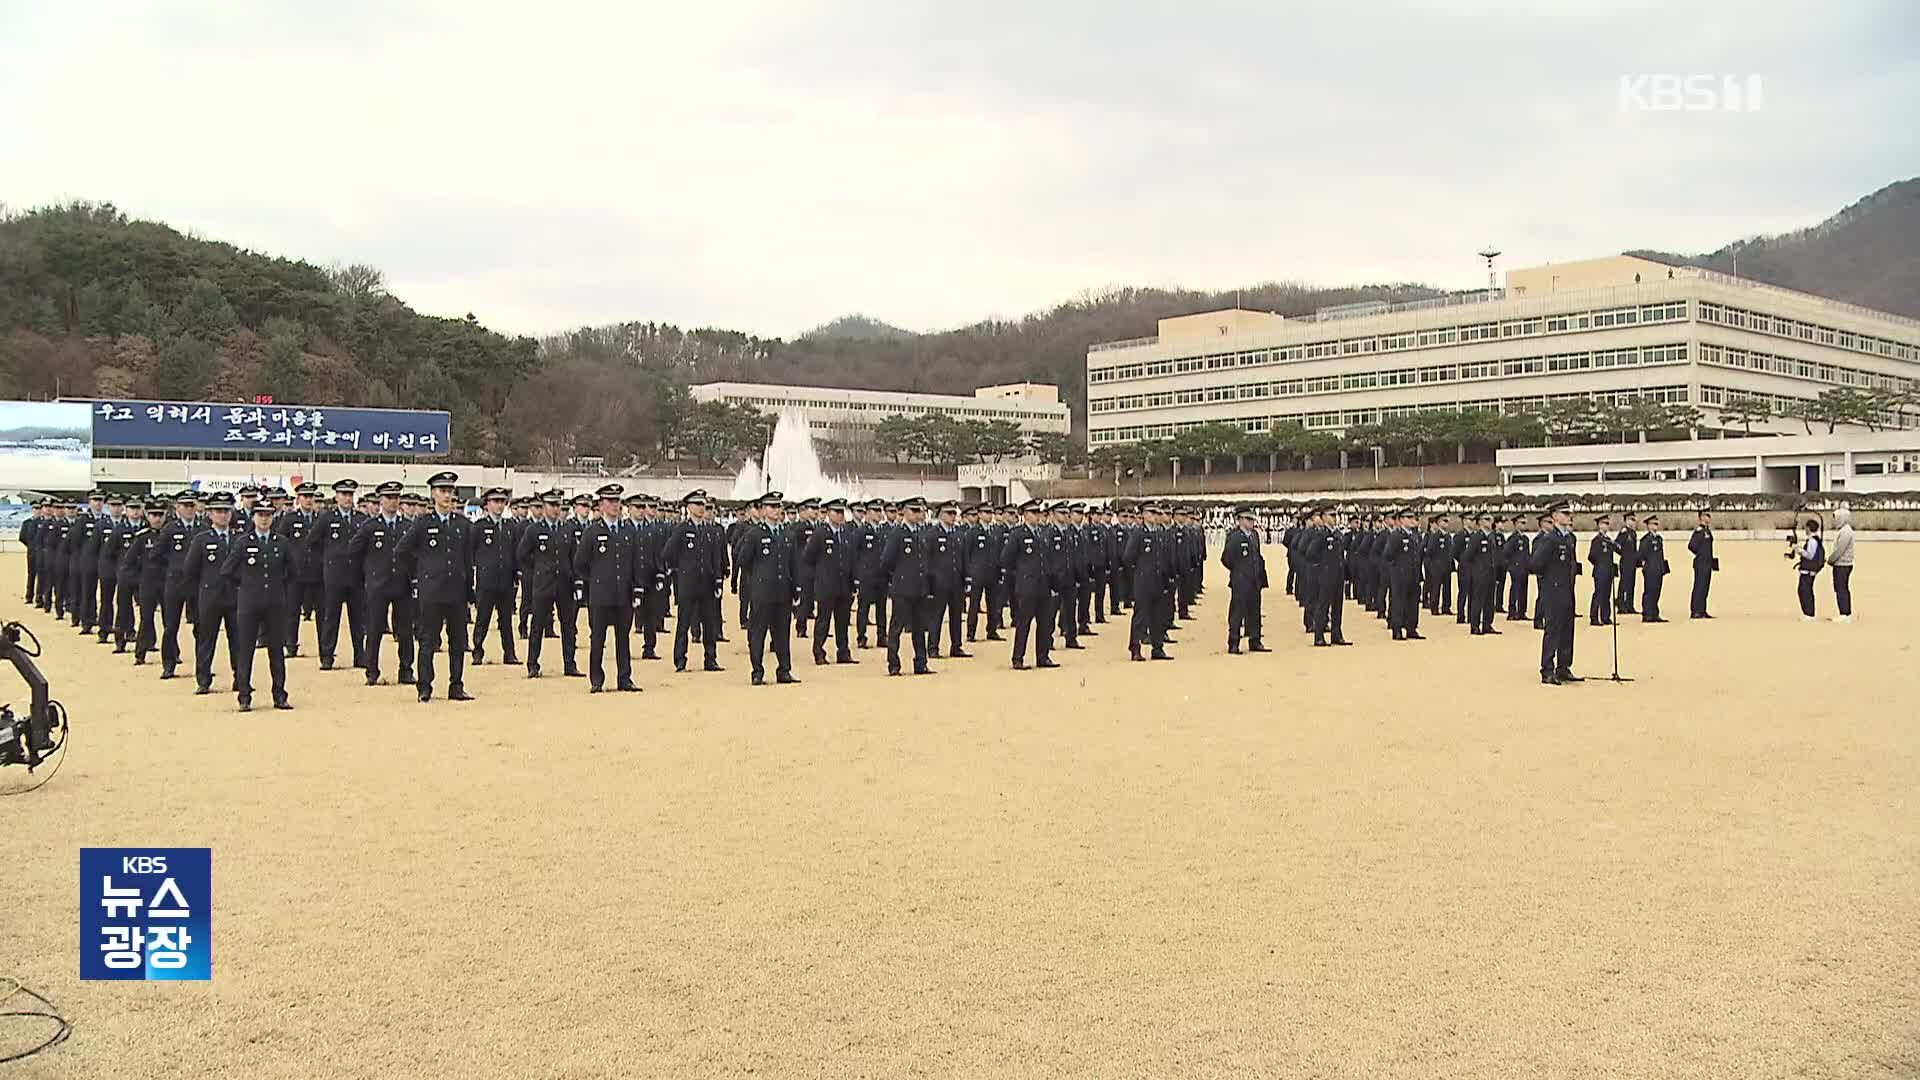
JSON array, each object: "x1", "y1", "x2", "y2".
[
  {"x1": 1587, "y1": 514, "x2": 1615, "y2": 626},
  {"x1": 311, "y1": 479, "x2": 369, "y2": 670},
  {"x1": 855, "y1": 500, "x2": 890, "y2": 649},
  {"x1": 157, "y1": 494, "x2": 199, "y2": 678},
  {"x1": 574, "y1": 484, "x2": 642, "y2": 693},
  {"x1": 1530, "y1": 501, "x2": 1581, "y2": 685},
  {"x1": 1386, "y1": 508, "x2": 1425, "y2": 641},
  {"x1": 738, "y1": 492, "x2": 802, "y2": 685},
  {"x1": 468, "y1": 487, "x2": 520, "y2": 666},
  {"x1": 350, "y1": 481, "x2": 415, "y2": 686},
  {"x1": 1311, "y1": 506, "x2": 1352, "y2": 647},
  {"x1": 1637, "y1": 514, "x2": 1669, "y2": 622},
  {"x1": 106, "y1": 499, "x2": 141, "y2": 651},
  {"x1": 223, "y1": 503, "x2": 295, "y2": 711},
  {"x1": 963, "y1": 504, "x2": 1002, "y2": 643},
  {"x1": 1125, "y1": 505, "x2": 1173, "y2": 661},
  {"x1": 92, "y1": 495, "x2": 128, "y2": 643},
  {"x1": 1001, "y1": 499, "x2": 1056, "y2": 669},
  {"x1": 19, "y1": 501, "x2": 40, "y2": 602},
  {"x1": 879, "y1": 498, "x2": 933, "y2": 676},
  {"x1": 277, "y1": 482, "x2": 324, "y2": 655},
  {"x1": 184, "y1": 493, "x2": 242, "y2": 695},
  {"x1": 1614, "y1": 514, "x2": 1640, "y2": 615},
  {"x1": 924, "y1": 501, "x2": 970, "y2": 659},
  {"x1": 126, "y1": 502, "x2": 169, "y2": 662},
  {"x1": 802, "y1": 498, "x2": 859, "y2": 666},
  {"x1": 788, "y1": 498, "x2": 821, "y2": 639},
  {"x1": 517, "y1": 489, "x2": 584, "y2": 678},
  {"x1": 1502, "y1": 516, "x2": 1532, "y2": 621},
  {"x1": 395, "y1": 472, "x2": 476, "y2": 703},
  {"x1": 1687, "y1": 510, "x2": 1716, "y2": 618},
  {"x1": 1221, "y1": 507, "x2": 1269, "y2": 653},
  {"x1": 666, "y1": 490, "x2": 727, "y2": 673},
  {"x1": 1045, "y1": 504, "x2": 1082, "y2": 651},
  {"x1": 1468, "y1": 513, "x2": 1501, "y2": 636}
]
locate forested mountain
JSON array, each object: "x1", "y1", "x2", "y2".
[
  {"x1": 3, "y1": 179, "x2": 1915, "y2": 468},
  {"x1": 1629, "y1": 178, "x2": 1920, "y2": 318}
]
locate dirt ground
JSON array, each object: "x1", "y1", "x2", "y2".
[{"x1": 0, "y1": 541, "x2": 1915, "y2": 1079}]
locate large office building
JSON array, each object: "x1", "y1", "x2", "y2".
[
  {"x1": 1084, "y1": 255, "x2": 1920, "y2": 449},
  {"x1": 691, "y1": 381, "x2": 1071, "y2": 457}
]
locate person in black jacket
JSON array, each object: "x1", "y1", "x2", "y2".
[
  {"x1": 881, "y1": 498, "x2": 934, "y2": 676},
  {"x1": 573, "y1": 483, "x2": 643, "y2": 693},
  {"x1": 127, "y1": 503, "x2": 169, "y2": 664},
  {"x1": 468, "y1": 487, "x2": 520, "y2": 666},
  {"x1": 962, "y1": 505, "x2": 1001, "y2": 643},
  {"x1": 1637, "y1": 514, "x2": 1669, "y2": 622},
  {"x1": 1220, "y1": 507, "x2": 1269, "y2": 653},
  {"x1": 923, "y1": 501, "x2": 970, "y2": 660},
  {"x1": 19, "y1": 502, "x2": 40, "y2": 601},
  {"x1": 1613, "y1": 513, "x2": 1640, "y2": 615},
  {"x1": 1687, "y1": 510, "x2": 1716, "y2": 618},
  {"x1": 1502, "y1": 517, "x2": 1531, "y2": 621},
  {"x1": 1385, "y1": 509, "x2": 1425, "y2": 641},
  {"x1": 1587, "y1": 514, "x2": 1615, "y2": 625},
  {"x1": 395, "y1": 472, "x2": 477, "y2": 703},
  {"x1": 1125, "y1": 505, "x2": 1174, "y2": 661},
  {"x1": 222, "y1": 503, "x2": 295, "y2": 712},
  {"x1": 667, "y1": 490, "x2": 728, "y2": 673},
  {"x1": 310, "y1": 479, "x2": 369, "y2": 670},
  {"x1": 737, "y1": 491, "x2": 802, "y2": 685},
  {"x1": 1000, "y1": 499, "x2": 1057, "y2": 669},
  {"x1": 1531, "y1": 502, "x2": 1582, "y2": 685},
  {"x1": 184, "y1": 493, "x2": 242, "y2": 696},
  {"x1": 350, "y1": 482, "x2": 416, "y2": 687},
  {"x1": 802, "y1": 498, "x2": 860, "y2": 666},
  {"x1": 517, "y1": 489, "x2": 583, "y2": 678},
  {"x1": 853, "y1": 500, "x2": 890, "y2": 649},
  {"x1": 274, "y1": 482, "x2": 323, "y2": 656}
]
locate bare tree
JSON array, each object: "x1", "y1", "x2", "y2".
[{"x1": 327, "y1": 262, "x2": 387, "y2": 299}]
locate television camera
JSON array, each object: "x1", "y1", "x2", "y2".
[{"x1": 0, "y1": 620, "x2": 68, "y2": 785}]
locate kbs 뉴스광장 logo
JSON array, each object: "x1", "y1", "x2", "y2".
[{"x1": 79, "y1": 848, "x2": 211, "y2": 980}]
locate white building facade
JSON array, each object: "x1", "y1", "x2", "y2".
[
  {"x1": 691, "y1": 381, "x2": 1071, "y2": 457},
  {"x1": 1084, "y1": 256, "x2": 1920, "y2": 448},
  {"x1": 1497, "y1": 430, "x2": 1920, "y2": 498}
]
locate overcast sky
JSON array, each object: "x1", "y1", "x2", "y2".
[{"x1": 4, "y1": 1, "x2": 1916, "y2": 339}]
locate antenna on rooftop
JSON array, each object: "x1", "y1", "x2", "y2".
[{"x1": 1477, "y1": 247, "x2": 1501, "y2": 293}]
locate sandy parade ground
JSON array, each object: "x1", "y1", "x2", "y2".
[{"x1": 0, "y1": 540, "x2": 1915, "y2": 1079}]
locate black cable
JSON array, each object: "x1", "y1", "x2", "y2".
[{"x1": 0, "y1": 978, "x2": 72, "y2": 1065}]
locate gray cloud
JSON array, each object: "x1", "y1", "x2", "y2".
[{"x1": 3, "y1": 0, "x2": 1915, "y2": 338}]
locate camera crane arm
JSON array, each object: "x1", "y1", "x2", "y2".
[{"x1": 0, "y1": 621, "x2": 65, "y2": 775}]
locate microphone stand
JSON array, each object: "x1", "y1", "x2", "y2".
[{"x1": 1605, "y1": 602, "x2": 1632, "y2": 683}]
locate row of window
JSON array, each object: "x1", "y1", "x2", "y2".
[
  {"x1": 1087, "y1": 301, "x2": 1692, "y2": 384},
  {"x1": 95, "y1": 448, "x2": 439, "y2": 464},
  {"x1": 1087, "y1": 386, "x2": 1694, "y2": 444},
  {"x1": 717, "y1": 394, "x2": 1061, "y2": 424},
  {"x1": 1698, "y1": 302, "x2": 1918, "y2": 364},
  {"x1": 1089, "y1": 343, "x2": 1692, "y2": 414},
  {"x1": 1695, "y1": 385, "x2": 1920, "y2": 429},
  {"x1": 1696, "y1": 343, "x2": 1915, "y2": 393}
]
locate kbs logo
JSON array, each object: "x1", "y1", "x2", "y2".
[
  {"x1": 1618, "y1": 74, "x2": 1764, "y2": 113},
  {"x1": 80, "y1": 848, "x2": 212, "y2": 980}
]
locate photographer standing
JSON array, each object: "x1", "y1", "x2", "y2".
[
  {"x1": 1791, "y1": 517, "x2": 1825, "y2": 621},
  {"x1": 1829, "y1": 508, "x2": 1855, "y2": 622}
]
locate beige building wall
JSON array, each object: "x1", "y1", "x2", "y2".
[
  {"x1": 1505, "y1": 255, "x2": 1685, "y2": 296},
  {"x1": 974, "y1": 382, "x2": 1061, "y2": 404},
  {"x1": 1158, "y1": 308, "x2": 1288, "y2": 344}
]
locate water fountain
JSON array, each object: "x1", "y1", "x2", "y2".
[{"x1": 732, "y1": 409, "x2": 865, "y2": 501}]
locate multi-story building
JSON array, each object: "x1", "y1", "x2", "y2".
[
  {"x1": 690, "y1": 381, "x2": 1071, "y2": 457},
  {"x1": 1084, "y1": 255, "x2": 1920, "y2": 448}
]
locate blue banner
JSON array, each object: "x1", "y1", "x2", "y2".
[
  {"x1": 80, "y1": 848, "x2": 212, "y2": 981},
  {"x1": 73, "y1": 399, "x2": 450, "y2": 455}
]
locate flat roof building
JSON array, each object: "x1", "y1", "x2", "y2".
[
  {"x1": 690, "y1": 381, "x2": 1071, "y2": 459},
  {"x1": 1084, "y1": 255, "x2": 1920, "y2": 448}
]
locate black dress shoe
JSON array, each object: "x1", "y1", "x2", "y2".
[
  {"x1": 675, "y1": 662, "x2": 688, "y2": 673},
  {"x1": 194, "y1": 685, "x2": 211, "y2": 695},
  {"x1": 398, "y1": 671, "x2": 415, "y2": 685},
  {"x1": 1485, "y1": 628, "x2": 1502, "y2": 635},
  {"x1": 471, "y1": 654, "x2": 485, "y2": 666},
  {"x1": 273, "y1": 699, "x2": 293, "y2": 711},
  {"x1": 640, "y1": 651, "x2": 659, "y2": 661},
  {"x1": 418, "y1": 691, "x2": 433, "y2": 703},
  {"x1": 1013, "y1": 660, "x2": 1029, "y2": 670},
  {"x1": 1227, "y1": 645, "x2": 1242, "y2": 655},
  {"x1": 1249, "y1": 644, "x2": 1271, "y2": 652},
  {"x1": 704, "y1": 662, "x2": 725, "y2": 673},
  {"x1": 1644, "y1": 617, "x2": 1667, "y2": 624},
  {"x1": 949, "y1": 650, "x2": 973, "y2": 659},
  {"x1": 590, "y1": 685, "x2": 605, "y2": 694},
  {"x1": 448, "y1": 688, "x2": 475, "y2": 701},
  {"x1": 237, "y1": 697, "x2": 252, "y2": 713},
  {"x1": 160, "y1": 668, "x2": 178, "y2": 679},
  {"x1": 1557, "y1": 672, "x2": 1585, "y2": 683},
  {"x1": 911, "y1": 666, "x2": 934, "y2": 676},
  {"x1": 777, "y1": 673, "x2": 802, "y2": 685},
  {"x1": 564, "y1": 667, "x2": 585, "y2": 678},
  {"x1": 1149, "y1": 651, "x2": 1173, "y2": 661},
  {"x1": 1541, "y1": 673, "x2": 1561, "y2": 685},
  {"x1": 365, "y1": 672, "x2": 381, "y2": 686},
  {"x1": 617, "y1": 682, "x2": 641, "y2": 692},
  {"x1": 1406, "y1": 632, "x2": 1425, "y2": 640},
  {"x1": 986, "y1": 633, "x2": 1005, "y2": 642},
  {"x1": 503, "y1": 655, "x2": 522, "y2": 666},
  {"x1": 1332, "y1": 639, "x2": 1353, "y2": 646},
  {"x1": 1129, "y1": 653, "x2": 1145, "y2": 662},
  {"x1": 527, "y1": 667, "x2": 543, "y2": 679},
  {"x1": 1063, "y1": 643, "x2": 1085, "y2": 651},
  {"x1": 1036, "y1": 659, "x2": 1060, "y2": 669}
]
